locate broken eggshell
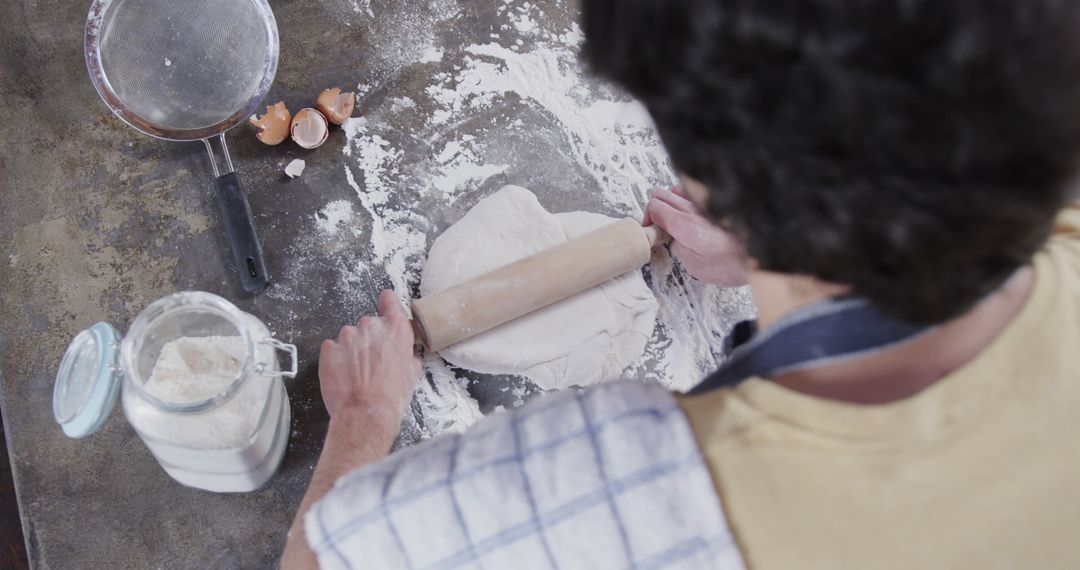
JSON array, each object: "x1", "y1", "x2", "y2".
[
  {"x1": 284, "y1": 159, "x2": 306, "y2": 178},
  {"x1": 248, "y1": 101, "x2": 291, "y2": 145},
  {"x1": 315, "y1": 87, "x2": 356, "y2": 125},
  {"x1": 290, "y1": 108, "x2": 329, "y2": 149}
]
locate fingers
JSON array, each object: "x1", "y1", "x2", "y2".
[
  {"x1": 646, "y1": 198, "x2": 698, "y2": 244},
  {"x1": 372, "y1": 290, "x2": 416, "y2": 347},
  {"x1": 653, "y1": 188, "x2": 697, "y2": 213},
  {"x1": 337, "y1": 325, "x2": 359, "y2": 342},
  {"x1": 329, "y1": 291, "x2": 412, "y2": 352},
  {"x1": 377, "y1": 290, "x2": 407, "y2": 318},
  {"x1": 645, "y1": 187, "x2": 698, "y2": 227},
  {"x1": 644, "y1": 187, "x2": 686, "y2": 225}
]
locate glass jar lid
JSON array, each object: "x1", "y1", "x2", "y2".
[{"x1": 53, "y1": 322, "x2": 122, "y2": 438}]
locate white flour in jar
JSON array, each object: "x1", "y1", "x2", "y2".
[
  {"x1": 145, "y1": 336, "x2": 248, "y2": 403},
  {"x1": 127, "y1": 335, "x2": 274, "y2": 449}
]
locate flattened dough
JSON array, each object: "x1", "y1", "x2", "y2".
[{"x1": 420, "y1": 185, "x2": 658, "y2": 390}]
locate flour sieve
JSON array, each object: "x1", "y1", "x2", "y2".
[{"x1": 85, "y1": 0, "x2": 280, "y2": 294}]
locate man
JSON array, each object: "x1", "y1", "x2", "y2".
[{"x1": 283, "y1": 0, "x2": 1080, "y2": 568}]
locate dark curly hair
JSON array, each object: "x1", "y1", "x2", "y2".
[{"x1": 583, "y1": 0, "x2": 1080, "y2": 324}]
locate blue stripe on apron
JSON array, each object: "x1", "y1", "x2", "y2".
[{"x1": 688, "y1": 297, "x2": 931, "y2": 395}]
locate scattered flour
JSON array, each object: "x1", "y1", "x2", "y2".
[
  {"x1": 420, "y1": 34, "x2": 673, "y2": 214},
  {"x1": 351, "y1": 0, "x2": 374, "y2": 18},
  {"x1": 413, "y1": 355, "x2": 484, "y2": 434},
  {"x1": 419, "y1": 46, "x2": 445, "y2": 63},
  {"x1": 387, "y1": 96, "x2": 418, "y2": 113},
  {"x1": 315, "y1": 200, "x2": 357, "y2": 235},
  {"x1": 330, "y1": 0, "x2": 459, "y2": 77},
  {"x1": 341, "y1": 118, "x2": 429, "y2": 304},
  {"x1": 430, "y1": 138, "x2": 508, "y2": 199}
]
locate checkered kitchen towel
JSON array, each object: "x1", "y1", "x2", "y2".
[{"x1": 306, "y1": 381, "x2": 745, "y2": 570}]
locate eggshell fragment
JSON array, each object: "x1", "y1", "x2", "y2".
[
  {"x1": 249, "y1": 101, "x2": 291, "y2": 145},
  {"x1": 316, "y1": 87, "x2": 356, "y2": 125},
  {"x1": 284, "y1": 159, "x2": 306, "y2": 178},
  {"x1": 290, "y1": 108, "x2": 329, "y2": 149}
]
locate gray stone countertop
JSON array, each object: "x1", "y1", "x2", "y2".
[{"x1": 0, "y1": 0, "x2": 753, "y2": 567}]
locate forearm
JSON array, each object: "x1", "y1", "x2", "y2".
[{"x1": 280, "y1": 407, "x2": 402, "y2": 569}]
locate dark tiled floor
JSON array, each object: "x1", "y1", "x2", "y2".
[{"x1": 0, "y1": 410, "x2": 28, "y2": 570}]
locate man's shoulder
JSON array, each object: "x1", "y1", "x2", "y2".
[{"x1": 305, "y1": 381, "x2": 744, "y2": 569}]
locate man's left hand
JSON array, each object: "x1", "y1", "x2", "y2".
[{"x1": 318, "y1": 290, "x2": 421, "y2": 421}]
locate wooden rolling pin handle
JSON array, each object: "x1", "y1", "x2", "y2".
[
  {"x1": 642, "y1": 224, "x2": 668, "y2": 248},
  {"x1": 412, "y1": 218, "x2": 660, "y2": 352}
]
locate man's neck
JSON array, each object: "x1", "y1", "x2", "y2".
[
  {"x1": 748, "y1": 267, "x2": 1036, "y2": 404},
  {"x1": 748, "y1": 271, "x2": 851, "y2": 329}
]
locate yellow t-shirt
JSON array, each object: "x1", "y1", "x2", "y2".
[{"x1": 679, "y1": 204, "x2": 1080, "y2": 569}]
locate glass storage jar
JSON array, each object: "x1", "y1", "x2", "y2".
[{"x1": 52, "y1": 291, "x2": 296, "y2": 493}]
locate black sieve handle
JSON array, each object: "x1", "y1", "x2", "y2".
[{"x1": 214, "y1": 172, "x2": 269, "y2": 294}]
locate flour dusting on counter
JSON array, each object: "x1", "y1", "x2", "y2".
[
  {"x1": 315, "y1": 200, "x2": 356, "y2": 235},
  {"x1": 414, "y1": 355, "x2": 484, "y2": 434}
]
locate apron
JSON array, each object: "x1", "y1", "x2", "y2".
[{"x1": 689, "y1": 297, "x2": 931, "y2": 395}]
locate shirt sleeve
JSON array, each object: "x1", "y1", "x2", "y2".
[{"x1": 304, "y1": 381, "x2": 745, "y2": 570}]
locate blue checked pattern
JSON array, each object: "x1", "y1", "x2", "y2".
[{"x1": 305, "y1": 381, "x2": 745, "y2": 570}]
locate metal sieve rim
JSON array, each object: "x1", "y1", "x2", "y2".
[{"x1": 84, "y1": 0, "x2": 280, "y2": 142}]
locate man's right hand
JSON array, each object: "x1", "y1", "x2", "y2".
[{"x1": 644, "y1": 187, "x2": 749, "y2": 287}]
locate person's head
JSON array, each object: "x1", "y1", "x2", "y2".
[{"x1": 583, "y1": 0, "x2": 1080, "y2": 324}]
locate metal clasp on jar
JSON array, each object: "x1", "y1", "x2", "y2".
[{"x1": 254, "y1": 338, "x2": 299, "y2": 378}]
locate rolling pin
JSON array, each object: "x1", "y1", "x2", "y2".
[{"x1": 412, "y1": 218, "x2": 663, "y2": 352}]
